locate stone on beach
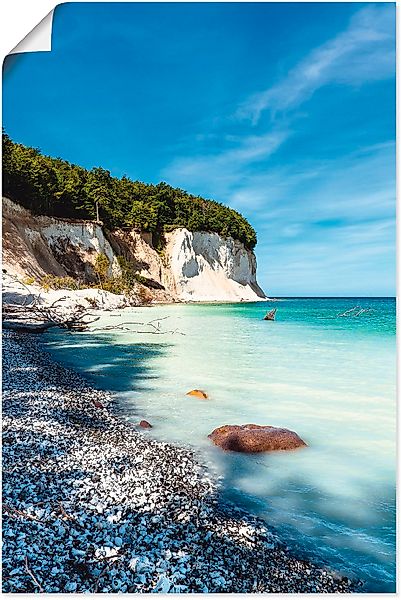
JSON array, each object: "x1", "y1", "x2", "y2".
[
  {"x1": 186, "y1": 389, "x2": 208, "y2": 399},
  {"x1": 208, "y1": 424, "x2": 307, "y2": 453}
]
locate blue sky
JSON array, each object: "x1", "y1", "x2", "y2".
[{"x1": 3, "y1": 2, "x2": 395, "y2": 296}]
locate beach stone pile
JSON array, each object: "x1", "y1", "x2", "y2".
[{"x1": 2, "y1": 331, "x2": 359, "y2": 593}]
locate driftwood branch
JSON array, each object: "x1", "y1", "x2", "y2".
[
  {"x1": 2, "y1": 274, "x2": 101, "y2": 333},
  {"x1": 2, "y1": 306, "x2": 100, "y2": 333},
  {"x1": 3, "y1": 274, "x2": 184, "y2": 336},
  {"x1": 2, "y1": 321, "x2": 60, "y2": 333},
  {"x1": 3, "y1": 502, "x2": 43, "y2": 522},
  {"x1": 91, "y1": 316, "x2": 185, "y2": 335},
  {"x1": 24, "y1": 556, "x2": 44, "y2": 593},
  {"x1": 337, "y1": 306, "x2": 373, "y2": 318}
]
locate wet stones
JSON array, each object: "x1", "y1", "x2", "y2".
[
  {"x1": 208, "y1": 424, "x2": 307, "y2": 453},
  {"x1": 2, "y1": 331, "x2": 356, "y2": 594}
]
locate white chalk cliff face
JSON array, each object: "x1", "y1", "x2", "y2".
[
  {"x1": 2, "y1": 197, "x2": 121, "y2": 282},
  {"x1": 2, "y1": 197, "x2": 266, "y2": 302},
  {"x1": 165, "y1": 229, "x2": 265, "y2": 301}
]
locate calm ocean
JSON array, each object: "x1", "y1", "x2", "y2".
[{"x1": 44, "y1": 297, "x2": 396, "y2": 592}]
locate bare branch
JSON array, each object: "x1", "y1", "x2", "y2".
[
  {"x1": 337, "y1": 306, "x2": 374, "y2": 318},
  {"x1": 91, "y1": 316, "x2": 185, "y2": 335},
  {"x1": 147, "y1": 316, "x2": 170, "y2": 324},
  {"x1": 24, "y1": 556, "x2": 44, "y2": 593},
  {"x1": 2, "y1": 273, "x2": 103, "y2": 332},
  {"x1": 3, "y1": 502, "x2": 44, "y2": 522}
]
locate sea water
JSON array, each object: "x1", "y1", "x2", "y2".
[{"x1": 44, "y1": 298, "x2": 396, "y2": 592}]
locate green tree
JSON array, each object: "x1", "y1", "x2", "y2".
[
  {"x1": 2, "y1": 132, "x2": 258, "y2": 250},
  {"x1": 94, "y1": 253, "x2": 110, "y2": 283}
]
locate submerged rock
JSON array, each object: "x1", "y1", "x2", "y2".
[
  {"x1": 139, "y1": 420, "x2": 152, "y2": 429},
  {"x1": 186, "y1": 389, "x2": 208, "y2": 400},
  {"x1": 208, "y1": 424, "x2": 307, "y2": 453}
]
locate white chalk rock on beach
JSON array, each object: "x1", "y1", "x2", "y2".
[{"x1": 1, "y1": 273, "x2": 130, "y2": 313}]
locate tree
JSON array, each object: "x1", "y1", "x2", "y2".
[
  {"x1": 94, "y1": 253, "x2": 110, "y2": 284},
  {"x1": 2, "y1": 132, "x2": 258, "y2": 250}
]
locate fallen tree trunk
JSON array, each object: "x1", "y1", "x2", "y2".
[
  {"x1": 3, "y1": 296, "x2": 100, "y2": 333},
  {"x1": 2, "y1": 273, "x2": 181, "y2": 336},
  {"x1": 2, "y1": 321, "x2": 60, "y2": 333}
]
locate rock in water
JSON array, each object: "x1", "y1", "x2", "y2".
[
  {"x1": 139, "y1": 420, "x2": 152, "y2": 429},
  {"x1": 186, "y1": 389, "x2": 208, "y2": 399},
  {"x1": 208, "y1": 424, "x2": 307, "y2": 453}
]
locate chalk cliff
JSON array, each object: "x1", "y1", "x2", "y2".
[
  {"x1": 165, "y1": 229, "x2": 265, "y2": 301},
  {"x1": 2, "y1": 197, "x2": 266, "y2": 302}
]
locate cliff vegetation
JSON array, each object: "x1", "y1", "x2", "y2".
[{"x1": 2, "y1": 132, "x2": 257, "y2": 250}]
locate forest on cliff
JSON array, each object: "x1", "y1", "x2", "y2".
[{"x1": 2, "y1": 132, "x2": 257, "y2": 250}]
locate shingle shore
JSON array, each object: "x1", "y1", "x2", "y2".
[{"x1": 2, "y1": 331, "x2": 359, "y2": 593}]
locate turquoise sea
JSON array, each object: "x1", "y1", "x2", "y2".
[{"x1": 44, "y1": 298, "x2": 396, "y2": 592}]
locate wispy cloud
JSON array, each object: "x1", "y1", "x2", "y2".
[
  {"x1": 163, "y1": 5, "x2": 394, "y2": 195},
  {"x1": 162, "y1": 130, "x2": 289, "y2": 195},
  {"x1": 160, "y1": 4, "x2": 395, "y2": 295},
  {"x1": 230, "y1": 142, "x2": 395, "y2": 216},
  {"x1": 237, "y1": 4, "x2": 395, "y2": 124},
  {"x1": 248, "y1": 142, "x2": 395, "y2": 295}
]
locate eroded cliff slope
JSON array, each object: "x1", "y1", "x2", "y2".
[{"x1": 2, "y1": 197, "x2": 266, "y2": 302}]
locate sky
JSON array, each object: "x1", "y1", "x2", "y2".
[{"x1": 3, "y1": 2, "x2": 396, "y2": 296}]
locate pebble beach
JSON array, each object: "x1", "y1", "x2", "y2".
[{"x1": 2, "y1": 330, "x2": 359, "y2": 593}]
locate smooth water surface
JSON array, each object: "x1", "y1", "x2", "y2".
[{"x1": 44, "y1": 298, "x2": 396, "y2": 591}]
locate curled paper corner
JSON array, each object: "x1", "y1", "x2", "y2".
[{"x1": 9, "y1": 9, "x2": 55, "y2": 55}]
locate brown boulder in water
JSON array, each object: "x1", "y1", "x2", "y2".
[
  {"x1": 208, "y1": 424, "x2": 307, "y2": 453},
  {"x1": 186, "y1": 389, "x2": 208, "y2": 400},
  {"x1": 139, "y1": 420, "x2": 152, "y2": 429}
]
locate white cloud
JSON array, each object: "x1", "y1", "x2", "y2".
[
  {"x1": 230, "y1": 142, "x2": 395, "y2": 218},
  {"x1": 159, "y1": 5, "x2": 395, "y2": 295},
  {"x1": 237, "y1": 5, "x2": 395, "y2": 124},
  {"x1": 233, "y1": 142, "x2": 395, "y2": 295},
  {"x1": 162, "y1": 130, "x2": 289, "y2": 195},
  {"x1": 163, "y1": 5, "x2": 394, "y2": 202}
]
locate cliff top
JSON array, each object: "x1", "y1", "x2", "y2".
[{"x1": 2, "y1": 132, "x2": 257, "y2": 250}]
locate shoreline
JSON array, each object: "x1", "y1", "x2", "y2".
[
  {"x1": 2, "y1": 330, "x2": 359, "y2": 593},
  {"x1": 1, "y1": 271, "x2": 269, "y2": 314}
]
